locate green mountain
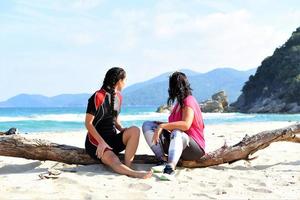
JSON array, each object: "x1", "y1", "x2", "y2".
[
  {"x1": 231, "y1": 27, "x2": 300, "y2": 113},
  {"x1": 0, "y1": 68, "x2": 255, "y2": 107},
  {"x1": 0, "y1": 94, "x2": 90, "y2": 107},
  {"x1": 122, "y1": 68, "x2": 255, "y2": 106}
]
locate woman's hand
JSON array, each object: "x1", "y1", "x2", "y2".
[
  {"x1": 152, "y1": 124, "x2": 163, "y2": 145},
  {"x1": 96, "y1": 142, "x2": 113, "y2": 159},
  {"x1": 119, "y1": 127, "x2": 127, "y2": 132},
  {"x1": 154, "y1": 121, "x2": 165, "y2": 125}
]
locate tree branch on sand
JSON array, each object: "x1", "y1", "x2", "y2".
[{"x1": 1, "y1": 123, "x2": 300, "y2": 168}]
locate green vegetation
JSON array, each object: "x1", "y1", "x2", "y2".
[{"x1": 238, "y1": 27, "x2": 300, "y2": 111}]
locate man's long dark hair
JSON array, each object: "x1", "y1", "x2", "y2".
[
  {"x1": 102, "y1": 67, "x2": 126, "y2": 117},
  {"x1": 167, "y1": 72, "x2": 192, "y2": 107}
]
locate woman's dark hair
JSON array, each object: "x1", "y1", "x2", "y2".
[
  {"x1": 102, "y1": 67, "x2": 126, "y2": 117},
  {"x1": 167, "y1": 71, "x2": 192, "y2": 107}
]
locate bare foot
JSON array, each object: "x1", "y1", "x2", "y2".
[{"x1": 132, "y1": 170, "x2": 152, "y2": 179}]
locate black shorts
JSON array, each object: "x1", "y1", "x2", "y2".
[{"x1": 85, "y1": 131, "x2": 126, "y2": 160}]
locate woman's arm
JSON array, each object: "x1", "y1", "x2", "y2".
[
  {"x1": 152, "y1": 106, "x2": 194, "y2": 144},
  {"x1": 85, "y1": 114, "x2": 112, "y2": 158},
  {"x1": 160, "y1": 106, "x2": 194, "y2": 131},
  {"x1": 115, "y1": 116, "x2": 126, "y2": 132}
]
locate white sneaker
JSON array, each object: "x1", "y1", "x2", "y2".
[
  {"x1": 159, "y1": 165, "x2": 176, "y2": 181},
  {"x1": 151, "y1": 164, "x2": 165, "y2": 173},
  {"x1": 159, "y1": 173, "x2": 175, "y2": 181}
]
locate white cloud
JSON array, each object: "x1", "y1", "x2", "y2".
[
  {"x1": 1, "y1": 0, "x2": 299, "y2": 100},
  {"x1": 13, "y1": 0, "x2": 104, "y2": 13},
  {"x1": 69, "y1": 32, "x2": 97, "y2": 45},
  {"x1": 149, "y1": 9, "x2": 288, "y2": 70},
  {"x1": 154, "y1": 12, "x2": 190, "y2": 38},
  {"x1": 71, "y1": 0, "x2": 104, "y2": 10}
]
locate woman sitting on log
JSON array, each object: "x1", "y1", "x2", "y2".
[
  {"x1": 142, "y1": 71, "x2": 205, "y2": 179},
  {"x1": 85, "y1": 67, "x2": 152, "y2": 179}
]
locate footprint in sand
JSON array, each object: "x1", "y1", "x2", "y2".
[
  {"x1": 247, "y1": 187, "x2": 272, "y2": 193},
  {"x1": 214, "y1": 188, "x2": 227, "y2": 195},
  {"x1": 128, "y1": 183, "x2": 152, "y2": 191},
  {"x1": 0, "y1": 161, "x2": 42, "y2": 174},
  {"x1": 249, "y1": 179, "x2": 267, "y2": 187},
  {"x1": 228, "y1": 175, "x2": 237, "y2": 180},
  {"x1": 208, "y1": 182, "x2": 216, "y2": 187},
  {"x1": 238, "y1": 176, "x2": 267, "y2": 187},
  {"x1": 222, "y1": 181, "x2": 233, "y2": 188},
  {"x1": 83, "y1": 193, "x2": 92, "y2": 200},
  {"x1": 258, "y1": 182, "x2": 267, "y2": 187},
  {"x1": 198, "y1": 182, "x2": 206, "y2": 187},
  {"x1": 56, "y1": 177, "x2": 79, "y2": 184},
  {"x1": 193, "y1": 193, "x2": 217, "y2": 199}
]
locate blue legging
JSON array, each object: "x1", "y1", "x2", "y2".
[
  {"x1": 142, "y1": 121, "x2": 204, "y2": 167},
  {"x1": 143, "y1": 121, "x2": 190, "y2": 166}
]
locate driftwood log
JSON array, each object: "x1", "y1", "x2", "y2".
[{"x1": 1, "y1": 123, "x2": 300, "y2": 168}]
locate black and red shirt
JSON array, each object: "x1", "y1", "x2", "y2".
[{"x1": 86, "y1": 88, "x2": 122, "y2": 146}]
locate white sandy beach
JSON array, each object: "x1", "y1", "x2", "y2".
[{"x1": 1, "y1": 122, "x2": 299, "y2": 200}]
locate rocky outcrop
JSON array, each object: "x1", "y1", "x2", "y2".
[
  {"x1": 233, "y1": 94, "x2": 300, "y2": 113},
  {"x1": 156, "y1": 105, "x2": 172, "y2": 113},
  {"x1": 156, "y1": 91, "x2": 230, "y2": 113},
  {"x1": 231, "y1": 27, "x2": 300, "y2": 113},
  {"x1": 200, "y1": 91, "x2": 229, "y2": 113}
]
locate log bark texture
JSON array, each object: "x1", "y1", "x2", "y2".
[{"x1": 1, "y1": 123, "x2": 300, "y2": 168}]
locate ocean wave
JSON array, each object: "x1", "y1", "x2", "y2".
[
  {"x1": 203, "y1": 113, "x2": 256, "y2": 119},
  {"x1": 0, "y1": 112, "x2": 169, "y2": 123},
  {"x1": 1, "y1": 112, "x2": 285, "y2": 124},
  {"x1": 0, "y1": 112, "x2": 257, "y2": 123},
  {"x1": 119, "y1": 112, "x2": 169, "y2": 121},
  {"x1": 0, "y1": 114, "x2": 85, "y2": 122}
]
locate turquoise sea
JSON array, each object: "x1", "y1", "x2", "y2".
[{"x1": 0, "y1": 106, "x2": 300, "y2": 133}]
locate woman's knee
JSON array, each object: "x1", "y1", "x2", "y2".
[
  {"x1": 142, "y1": 121, "x2": 155, "y2": 134},
  {"x1": 124, "y1": 126, "x2": 140, "y2": 143},
  {"x1": 130, "y1": 126, "x2": 140, "y2": 138},
  {"x1": 128, "y1": 126, "x2": 140, "y2": 134},
  {"x1": 170, "y1": 129, "x2": 182, "y2": 138}
]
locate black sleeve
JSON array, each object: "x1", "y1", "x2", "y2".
[{"x1": 86, "y1": 95, "x2": 96, "y2": 116}]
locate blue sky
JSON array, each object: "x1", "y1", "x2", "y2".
[{"x1": 0, "y1": 0, "x2": 299, "y2": 101}]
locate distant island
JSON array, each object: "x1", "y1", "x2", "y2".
[
  {"x1": 231, "y1": 26, "x2": 300, "y2": 113},
  {"x1": 0, "y1": 68, "x2": 255, "y2": 107}
]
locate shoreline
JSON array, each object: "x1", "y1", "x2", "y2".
[{"x1": 1, "y1": 121, "x2": 299, "y2": 199}]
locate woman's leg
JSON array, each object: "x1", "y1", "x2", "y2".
[
  {"x1": 167, "y1": 129, "x2": 190, "y2": 169},
  {"x1": 181, "y1": 137, "x2": 205, "y2": 160},
  {"x1": 101, "y1": 150, "x2": 152, "y2": 179},
  {"x1": 142, "y1": 121, "x2": 166, "y2": 161},
  {"x1": 122, "y1": 126, "x2": 140, "y2": 167},
  {"x1": 85, "y1": 135, "x2": 152, "y2": 179}
]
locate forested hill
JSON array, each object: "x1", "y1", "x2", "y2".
[{"x1": 231, "y1": 27, "x2": 300, "y2": 113}]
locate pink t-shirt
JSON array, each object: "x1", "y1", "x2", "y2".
[{"x1": 168, "y1": 95, "x2": 205, "y2": 151}]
